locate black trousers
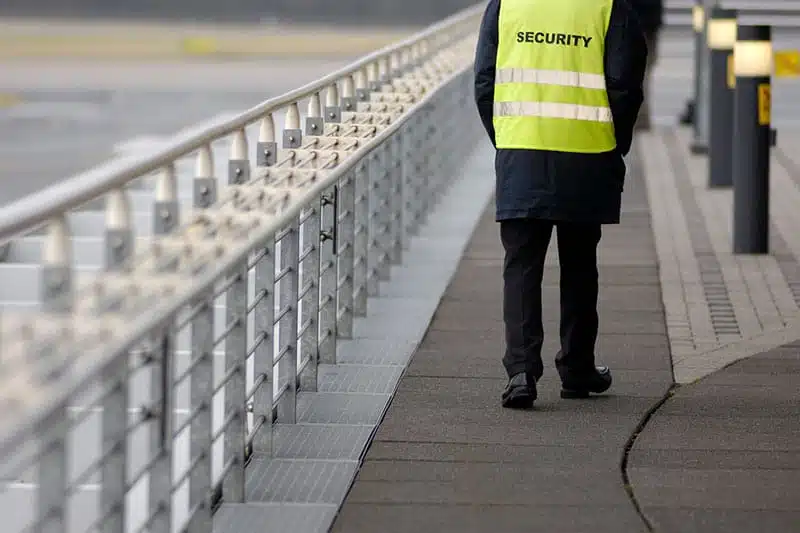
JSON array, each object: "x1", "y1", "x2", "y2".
[{"x1": 500, "y1": 219, "x2": 602, "y2": 380}]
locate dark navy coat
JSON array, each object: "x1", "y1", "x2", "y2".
[{"x1": 474, "y1": 0, "x2": 648, "y2": 224}]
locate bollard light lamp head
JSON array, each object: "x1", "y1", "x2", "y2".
[
  {"x1": 707, "y1": 9, "x2": 737, "y2": 50},
  {"x1": 692, "y1": 6, "x2": 704, "y2": 32},
  {"x1": 734, "y1": 25, "x2": 772, "y2": 78}
]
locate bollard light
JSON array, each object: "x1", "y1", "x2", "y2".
[
  {"x1": 732, "y1": 25, "x2": 773, "y2": 254},
  {"x1": 707, "y1": 7, "x2": 737, "y2": 187}
]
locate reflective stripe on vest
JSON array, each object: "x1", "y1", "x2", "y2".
[
  {"x1": 496, "y1": 68, "x2": 606, "y2": 91},
  {"x1": 494, "y1": 102, "x2": 613, "y2": 123},
  {"x1": 493, "y1": 0, "x2": 616, "y2": 153}
]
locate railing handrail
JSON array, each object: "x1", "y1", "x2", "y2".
[{"x1": 0, "y1": 2, "x2": 484, "y2": 244}]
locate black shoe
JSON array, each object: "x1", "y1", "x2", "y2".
[
  {"x1": 502, "y1": 372, "x2": 538, "y2": 409},
  {"x1": 559, "y1": 366, "x2": 613, "y2": 399}
]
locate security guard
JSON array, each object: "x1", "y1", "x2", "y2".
[{"x1": 473, "y1": 0, "x2": 647, "y2": 408}]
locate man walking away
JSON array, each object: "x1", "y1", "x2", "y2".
[
  {"x1": 630, "y1": 0, "x2": 664, "y2": 130},
  {"x1": 473, "y1": 0, "x2": 647, "y2": 409}
]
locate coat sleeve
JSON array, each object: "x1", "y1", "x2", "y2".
[
  {"x1": 604, "y1": 0, "x2": 648, "y2": 156},
  {"x1": 473, "y1": 0, "x2": 500, "y2": 146}
]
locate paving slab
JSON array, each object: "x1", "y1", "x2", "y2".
[{"x1": 330, "y1": 147, "x2": 673, "y2": 532}]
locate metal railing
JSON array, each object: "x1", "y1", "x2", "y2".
[{"x1": 0, "y1": 4, "x2": 484, "y2": 533}]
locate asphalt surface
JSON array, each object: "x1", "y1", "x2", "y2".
[{"x1": 0, "y1": 58, "x2": 349, "y2": 207}]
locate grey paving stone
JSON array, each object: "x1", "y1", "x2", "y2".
[
  {"x1": 373, "y1": 408, "x2": 644, "y2": 447},
  {"x1": 628, "y1": 448, "x2": 800, "y2": 471},
  {"x1": 633, "y1": 415, "x2": 800, "y2": 451},
  {"x1": 656, "y1": 385, "x2": 800, "y2": 418},
  {"x1": 428, "y1": 303, "x2": 666, "y2": 336},
  {"x1": 332, "y1": 503, "x2": 647, "y2": 533},
  {"x1": 346, "y1": 462, "x2": 632, "y2": 506},
  {"x1": 642, "y1": 508, "x2": 800, "y2": 533},
  {"x1": 364, "y1": 441, "x2": 620, "y2": 465},
  {"x1": 629, "y1": 468, "x2": 800, "y2": 510},
  {"x1": 405, "y1": 350, "x2": 672, "y2": 386}
]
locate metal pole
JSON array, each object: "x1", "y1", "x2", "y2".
[
  {"x1": 733, "y1": 25, "x2": 773, "y2": 254},
  {"x1": 691, "y1": 0, "x2": 715, "y2": 154},
  {"x1": 707, "y1": 7, "x2": 737, "y2": 187},
  {"x1": 684, "y1": 1, "x2": 705, "y2": 127}
]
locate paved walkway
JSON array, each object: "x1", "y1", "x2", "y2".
[
  {"x1": 329, "y1": 126, "x2": 800, "y2": 532},
  {"x1": 331, "y1": 145, "x2": 674, "y2": 532}
]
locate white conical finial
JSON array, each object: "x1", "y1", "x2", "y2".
[
  {"x1": 307, "y1": 92, "x2": 322, "y2": 118},
  {"x1": 259, "y1": 114, "x2": 276, "y2": 142},
  {"x1": 230, "y1": 129, "x2": 248, "y2": 160},
  {"x1": 155, "y1": 164, "x2": 177, "y2": 202},
  {"x1": 285, "y1": 103, "x2": 301, "y2": 129},
  {"x1": 43, "y1": 215, "x2": 71, "y2": 266},
  {"x1": 354, "y1": 69, "x2": 368, "y2": 90},
  {"x1": 341, "y1": 76, "x2": 355, "y2": 98},
  {"x1": 105, "y1": 189, "x2": 132, "y2": 231},
  {"x1": 367, "y1": 62, "x2": 379, "y2": 83},
  {"x1": 325, "y1": 84, "x2": 339, "y2": 107},
  {"x1": 196, "y1": 145, "x2": 214, "y2": 177}
]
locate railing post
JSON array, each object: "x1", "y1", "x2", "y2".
[
  {"x1": 326, "y1": 82, "x2": 354, "y2": 340},
  {"x1": 250, "y1": 115, "x2": 276, "y2": 459},
  {"x1": 367, "y1": 148, "x2": 382, "y2": 296},
  {"x1": 352, "y1": 159, "x2": 369, "y2": 317},
  {"x1": 223, "y1": 129, "x2": 249, "y2": 503},
  {"x1": 707, "y1": 7, "x2": 737, "y2": 188},
  {"x1": 154, "y1": 165, "x2": 179, "y2": 235},
  {"x1": 104, "y1": 189, "x2": 133, "y2": 270},
  {"x1": 99, "y1": 187, "x2": 137, "y2": 533},
  {"x1": 35, "y1": 405, "x2": 68, "y2": 533},
  {"x1": 188, "y1": 144, "x2": 216, "y2": 533},
  {"x1": 733, "y1": 24, "x2": 773, "y2": 254},
  {"x1": 149, "y1": 329, "x2": 175, "y2": 533},
  {"x1": 41, "y1": 216, "x2": 72, "y2": 312},
  {"x1": 299, "y1": 96, "x2": 322, "y2": 390},
  {"x1": 318, "y1": 186, "x2": 338, "y2": 364},
  {"x1": 277, "y1": 104, "x2": 302, "y2": 423},
  {"x1": 336, "y1": 168, "x2": 356, "y2": 340}
]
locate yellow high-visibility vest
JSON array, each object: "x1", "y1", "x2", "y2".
[{"x1": 493, "y1": 0, "x2": 616, "y2": 153}]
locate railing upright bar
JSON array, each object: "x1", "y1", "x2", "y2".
[
  {"x1": 336, "y1": 169, "x2": 356, "y2": 340},
  {"x1": 187, "y1": 144, "x2": 217, "y2": 533},
  {"x1": 222, "y1": 130, "x2": 250, "y2": 503}
]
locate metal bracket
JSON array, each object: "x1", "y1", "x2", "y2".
[
  {"x1": 771, "y1": 128, "x2": 778, "y2": 147},
  {"x1": 257, "y1": 141, "x2": 278, "y2": 167},
  {"x1": 228, "y1": 159, "x2": 250, "y2": 185},
  {"x1": 105, "y1": 228, "x2": 133, "y2": 270},
  {"x1": 153, "y1": 200, "x2": 179, "y2": 235},
  {"x1": 305, "y1": 116, "x2": 324, "y2": 137},
  {"x1": 193, "y1": 177, "x2": 217, "y2": 208},
  {"x1": 283, "y1": 128, "x2": 303, "y2": 149},
  {"x1": 40, "y1": 265, "x2": 72, "y2": 312},
  {"x1": 341, "y1": 96, "x2": 358, "y2": 113},
  {"x1": 356, "y1": 88, "x2": 371, "y2": 102},
  {"x1": 324, "y1": 105, "x2": 341, "y2": 124}
]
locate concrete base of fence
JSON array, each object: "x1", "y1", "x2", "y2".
[{"x1": 0, "y1": 18, "x2": 417, "y2": 60}]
